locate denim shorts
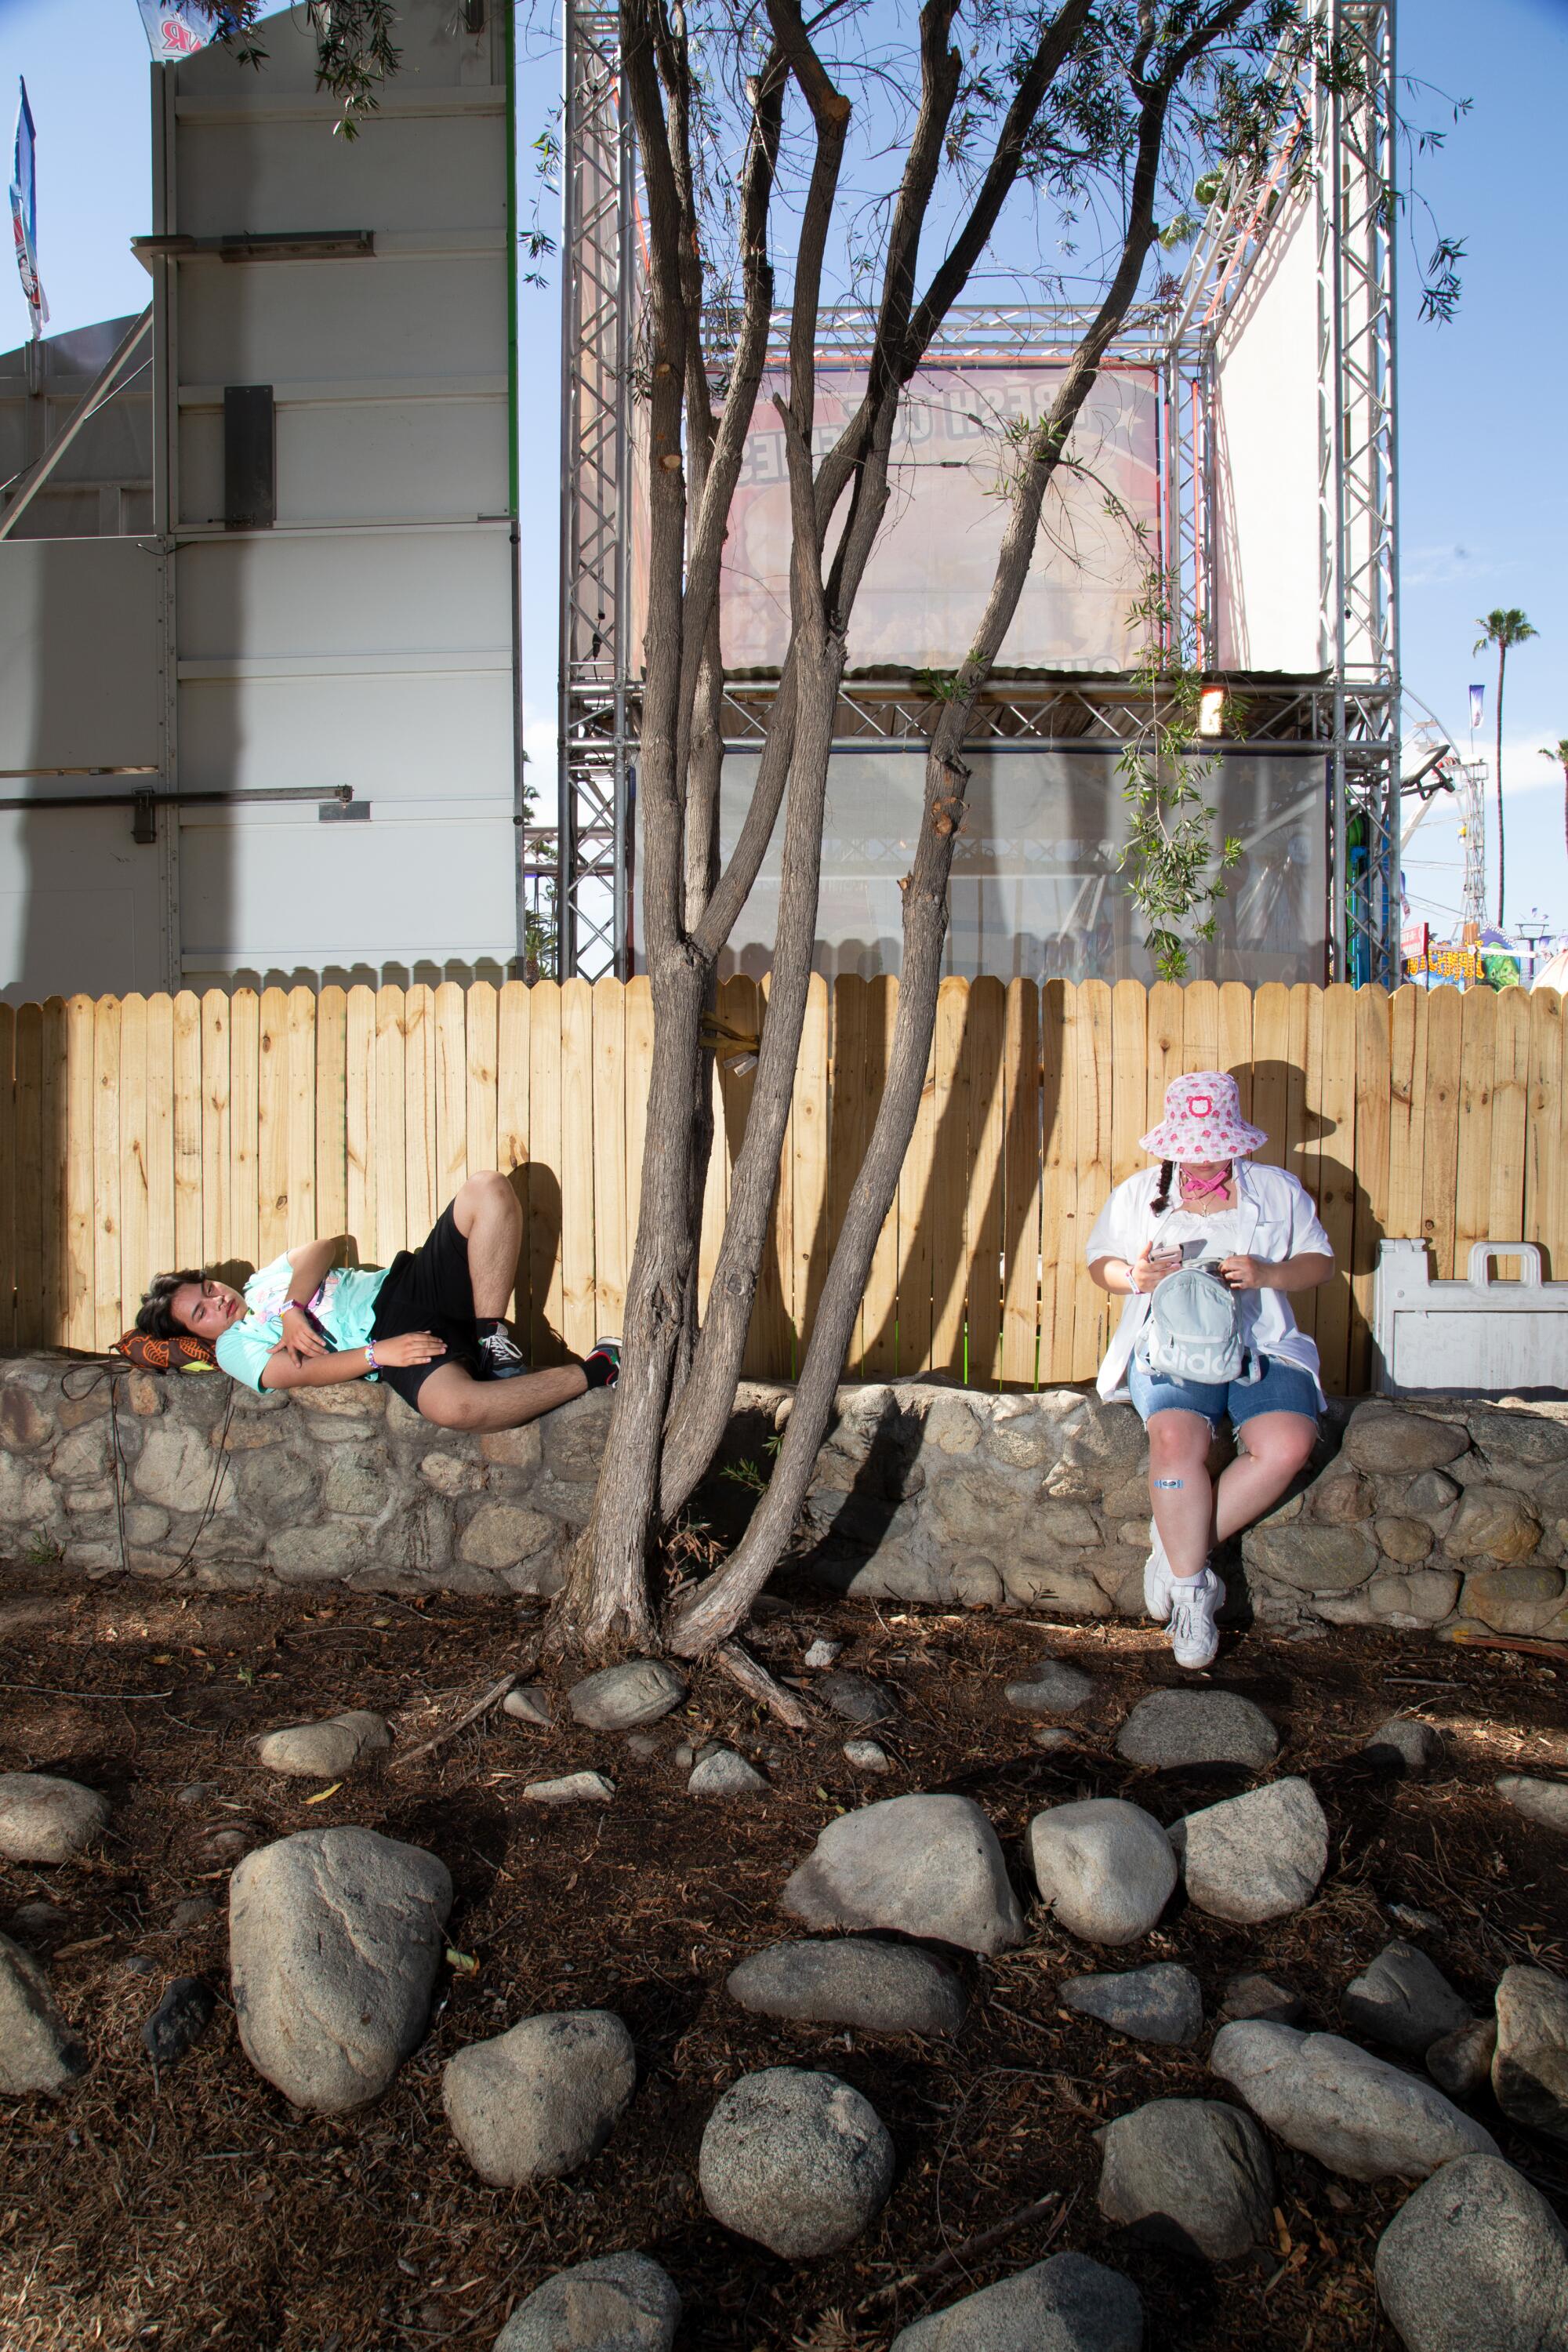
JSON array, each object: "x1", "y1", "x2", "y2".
[{"x1": 1127, "y1": 1351, "x2": 1320, "y2": 1433}]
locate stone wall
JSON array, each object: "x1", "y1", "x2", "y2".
[
  {"x1": 2, "y1": 1355, "x2": 1566, "y2": 1636},
  {"x1": 786, "y1": 1382, "x2": 1568, "y2": 1638},
  {"x1": 0, "y1": 1359, "x2": 605, "y2": 1595}
]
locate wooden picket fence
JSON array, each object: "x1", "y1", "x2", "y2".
[{"x1": 0, "y1": 976, "x2": 1564, "y2": 1396}]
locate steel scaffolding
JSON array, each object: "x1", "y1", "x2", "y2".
[
  {"x1": 1317, "y1": 0, "x2": 1399, "y2": 982},
  {"x1": 553, "y1": 0, "x2": 1400, "y2": 982},
  {"x1": 553, "y1": 3, "x2": 635, "y2": 980}
]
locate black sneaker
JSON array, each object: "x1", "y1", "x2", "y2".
[
  {"x1": 585, "y1": 1336, "x2": 620, "y2": 1387},
  {"x1": 477, "y1": 1327, "x2": 531, "y2": 1381}
]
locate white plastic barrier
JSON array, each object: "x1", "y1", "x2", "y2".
[{"x1": 1375, "y1": 1240, "x2": 1568, "y2": 1396}]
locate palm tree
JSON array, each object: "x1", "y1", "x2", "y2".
[
  {"x1": 1473, "y1": 609, "x2": 1540, "y2": 928},
  {"x1": 1544, "y1": 739, "x2": 1568, "y2": 866}
]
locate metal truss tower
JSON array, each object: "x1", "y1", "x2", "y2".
[
  {"x1": 1457, "y1": 760, "x2": 1489, "y2": 935},
  {"x1": 555, "y1": 2, "x2": 635, "y2": 981},
  {"x1": 1317, "y1": 0, "x2": 1399, "y2": 983}
]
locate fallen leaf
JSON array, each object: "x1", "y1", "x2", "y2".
[
  {"x1": 445, "y1": 1946, "x2": 478, "y2": 1974},
  {"x1": 303, "y1": 1782, "x2": 342, "y2": 1805}
]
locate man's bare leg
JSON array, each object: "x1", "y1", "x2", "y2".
[
  {"x1": 417, "y1": 1359, "x2": 586, "y2": 1433},
  {"x1": 451, "y1": 1171, "x2": 524, "y2": 1321}
]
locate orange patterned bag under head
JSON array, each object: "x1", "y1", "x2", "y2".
[{"x1": 112, "y1": 1331, "x2": 218, "y2": 1373}]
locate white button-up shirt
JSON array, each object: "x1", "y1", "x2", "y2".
[{"x1": 1083, "y1": 1159, "x2": 1334, "y2": 1403}]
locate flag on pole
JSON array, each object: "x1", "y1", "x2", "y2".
[
  {"x1": 136, "y1": 2, "x2": 221, "y2": 61},
  {"x1": 1468, "y1": 683, "x2": 1485, "y2": 731},
  {"x1": 9, "y1": 79, "x2": 49, "y2": 342}
]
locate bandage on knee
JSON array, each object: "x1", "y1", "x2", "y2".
[{"x1": 1152, "y1": 1478, "x2": 1185, "y2": 1489}]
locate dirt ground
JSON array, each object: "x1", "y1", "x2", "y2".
[{"x1": 2, "y1": 1566, "x2": 1566, "y2": 2352}]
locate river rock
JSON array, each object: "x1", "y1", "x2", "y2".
[
  {"x1": 844, "y1": 1739, "x2": 892, "y2": 1772},
  {"x1": 256, "y1": 1710, "x2": 390, "y2": 1779},
  {"x1": 1495, "y1": 1776, "x2": 1568, "y2": 1835},
  {"x1": 442, "y1": 2010, "x2": 636, "y2": 2187},
  {"x1": 1028, "y1": 1798, "x2": 1176, "y2": 1947},
  {"x1": 493, "y1": 2253, "x2": 681, "y2": 2352},
  {"x1": 1374, "y1": 2154, "x2": 1568, "y2": 2352},
  {"x1": 1096, "y1": 2096, "x2": 1274, "y2": 2259},
  {"x1": 503, "y1": 1686, "x2": 553, "y2": 1728},
  {"x1": 726, "y1": 1938, "x2": 966, "y2": 2038},
  {"x1": 699, "y1": 2067, "x2": 894, "y2": 2256},
  {"x1": 1343, "y1": 1406, "x2": 1469, "y2": 1475},
  {"x1": 1004, "y1": 1661, "x2": 1095, "y2": 1716},
  {"x1": 524, "y1": 1772, "x2": 615, "y2": 1805},
  {"x1": 688, "y1": 1748, "x2": 768, "y2": 1798},
  {"x1": 0, "y1": 1773, "x2": 109, "y2": 1864},
  {"x1": 141, "y1": 1976, "x2": 216, "y2": 2071},
  {"x1": 1210, "y1": 2020, "x2": 1499, "y2": 2180},
  {"x1": 0, "y1": 1931, "x2": 87, "y2": 2095},
  {"x1": 1062, "y1": 1962, "x2": 1203, "y2": 2046},
  {"x1": 1362, "y1": 1717, "x2": 1446, "y2": 1776},
  {"x1": 781, "y1": 1794, "x2": 1023, "y2": 1956},
  {"x1": 817, "y1": 1671, "x2": 897, "y2": 1726},
  {"x1": 1114, "y1": 1690, "x2": 1278, "y2": 1770},
  {"x1": 229, "y1": 1827, "x2": 452, "y2": 2114},
  {"x1": 1171, "y1": 1778, "x2": 1328, "y2": 1923},
  {"x1": 1220, "y1": 1972, "x2": 1305, "y2": 2026},
  {"x1": 888, "y1": 2251, "x2": 1143, "y2": 2352},
  {"x1": 8, "y1": 1900, "x2": 67, "y2": 1946},
  {"x1": 1343, "y1": 1941, "x2": 1472, "y2": 2056},
  {"x1": 567, "y1": 1659, "x2": 687, "y2": 1731},
  {"x1": 1428, "y1": 2016, "x2": 1497, "y2": 2101},
  {"x1": 1493, "y1": 1964, "x2": 1568, "y2": 2142},
  {"x1": 804, "y1": 1639, "x2": 842, "y2": 1669}
]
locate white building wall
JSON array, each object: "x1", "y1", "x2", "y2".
[{"x1": 160, "y1": 0, "x2": 518, "y2": 988}]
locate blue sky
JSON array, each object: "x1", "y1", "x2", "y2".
[{"x1": 2, "y1": 0, "x2": 1565, "y2": 931}]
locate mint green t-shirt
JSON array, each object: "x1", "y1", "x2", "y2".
[{"x1": 214, "y1": 1255, "x2": 389, "y2": 1394}]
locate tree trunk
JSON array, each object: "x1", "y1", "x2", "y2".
[
  {"x1": 663, "y1": 69, "x2": 1181, "y2": 1654},
  {"x1": 657, "y1": 620, "x2": 847, "y2": 1518},
  {"x1": 553, "y1": 953, "x2": 706, "y2": 1654}
]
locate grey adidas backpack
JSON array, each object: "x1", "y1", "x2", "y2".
[{"x1": 1140, "y1": 1259, "x2": 1258, "y2": 1385}]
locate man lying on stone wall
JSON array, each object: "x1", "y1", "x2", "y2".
[{"x1": 134, "y1": 1170, "x2": 619, "y2": 1430}]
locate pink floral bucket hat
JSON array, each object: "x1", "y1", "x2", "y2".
[{"x1": 1138, "y1": 1069, "x2": 1268, "y2": 1161}]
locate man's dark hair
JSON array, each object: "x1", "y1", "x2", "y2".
[{"x1": 136, "y1": 1270, "x2": 204, "y2": 1341}]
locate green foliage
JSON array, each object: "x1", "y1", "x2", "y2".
[
  {"x1": 718, "y1": 1456, "x2": 768, "y2": 1492},
  {"x1": 24, "y1": 1530, "x2": 62, "y2": 1566},
  {"x1": 1474, "y1": 608, "x2": 1540, "y2": 662},
  {"x1": 1115, "y1": 566, "x2": 1240, "y2": 984},
  {"x1": 197, "y1": 1, "x2": 401, "y2": 138}
]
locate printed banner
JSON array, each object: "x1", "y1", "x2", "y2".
[
  {"x1": 630, "y1": 361, "x2": 1161, "y2": 676},
  {"x1": 9, "y1": 78, "x2": 48, "y2": 341},
  {"x1": 136, "y1": 1, "x2": 220, "y2": 61},
  {"x1": 1468, "y1": 683, "x2": 1485, "y2": 731}
]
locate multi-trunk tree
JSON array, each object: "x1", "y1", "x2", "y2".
[
  {"x1": 207, "y1": 0, "x2": 1450, "y2": 1668},
  {"x1": 555, "y1": 0, "x2": 1319, "y2": 1660}
]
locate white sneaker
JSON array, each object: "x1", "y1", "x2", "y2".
[
  {"x1": 1144, "y1": 1521, "x2": 1176, "y2": 1623},
  {"x1": 1167, "y1": 1568, "x2": 1226, "y2": 1670}
]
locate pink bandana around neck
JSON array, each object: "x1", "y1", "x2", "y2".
[{"x1": 1178, "y1": 1165, "x2": 1232, "y2": 1206}]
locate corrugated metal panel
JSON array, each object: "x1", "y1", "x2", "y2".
[{"x1": 165, "y1": 0, "x2": 517, "y2": 988}]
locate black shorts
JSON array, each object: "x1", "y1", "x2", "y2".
[{"x1": 369, "y1": 1203, "x2": 478, "y2": 1410}]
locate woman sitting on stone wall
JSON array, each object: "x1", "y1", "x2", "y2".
[
  {"x1": 1086, "y1": 1072, "x2": 1333, "y2": 1671},
  {"x1": 135, "y1": 1170, "x2": 618, "y2": 1432}
]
